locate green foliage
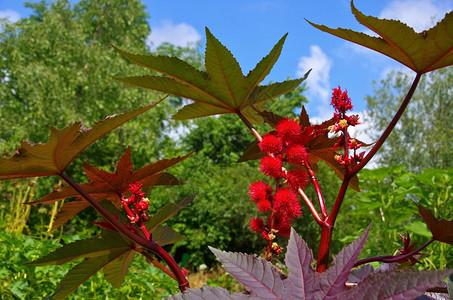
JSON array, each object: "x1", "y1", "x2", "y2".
[
  {"x1": 336, "y1": 166, "x2": 453, "y2": 269},
  {"x1": 366, "y1": 67, "x2": 453, "y2": 170},
  {"x1": 0, "y1": 0, "x2": 178, "y2": 187},
  {"x1": 0, "y1": 232, "x2": 179, "y2": 299}
]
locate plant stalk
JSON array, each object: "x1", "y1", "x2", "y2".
[
  {"x1": 353, "y1": 238, "x2": 434, "y2": 268},
  {"x1": 316, "y1": 225, "x2": 333, "y2": 273},
  {"x1": 350, "y1": 72, "x2": 422, "y2": 177},
  {"x1": 59, "y1": 172, "x2": 189, "y2": 291}
]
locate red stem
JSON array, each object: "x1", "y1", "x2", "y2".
[
  {"x1": 350, "y1": 73, "x2": 422, "y2": 177},
  {"x1": 134, "y1": 247, "x2": 177, "y2": 280},
  {"x1": 353, "y1": 238, "x2": 434, "y2": 268},
  {"x1": 59, "y1": 173, "x2": 189, "y2": 291},
  {"x1": 305, "y1": 162, "x2": 327, "y2": 219},
  {"x1": 316, "y1": 225, "x2": 333, "y2": 272},
  {"x1": 315, "y1": 75, "x2": 422, "y2": 272}
]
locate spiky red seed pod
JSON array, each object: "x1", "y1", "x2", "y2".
[
  {"x1": 257, "y1": 199, "x2": 272, "y2": 213},
  {"x1": 259, "y1": 133, "x2": 283, "y2": 154},
  {"x1": 260, "y1": 156, "x2": 283, "y2": 178},
  {"x1": 273, "y1": 212, "x2": 292, "y2": 237},
  {"x1": 276, "y1": 118, "x2": 302, "y2": 143},
  {"x1": 274, "y1": 188, "x2": 302, "y2": 219},
  {"x1": 248, "y1": 181, "x2": 273, "y2": 203},
  {"x1": 285, "y1": 145, "x2": 307, "y2": 165},
  {"x1": 249, "y1": 218, "x2": 264, "y2": 232},
  {"x1": 285, "y1": 169, "x2": 309, "y2": 191}
]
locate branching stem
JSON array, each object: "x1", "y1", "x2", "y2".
[
  {"x1": 350, "y1": 73, "x2": 422, "y2": 177},
  {"x1": 59, "y1": 173, "x2": 189, "y2": 292},
  {"x1": 353, "y1": 238, "x2": 434, "y2": 268}
]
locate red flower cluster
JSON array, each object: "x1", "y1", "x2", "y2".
[
  {"x1": 249, "y1": 118, "x2": 310, "y2": 248},
  {"x1": 122, "y1": 182, "x2": 150, "y2": 225},
  {"x1": 329, "y1": 87, "x2": 365, "y2": 167}
]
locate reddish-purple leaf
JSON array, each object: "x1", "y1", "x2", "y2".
[
  {"x1": 313, "y1": 224, "x2": 371, "y2": 298},
  {"x1": 418, "y1": 205, "x2": 453, "y2": 245},
  {"x1": 339, "y1": 269, "x2": 453, "y2": 300},
  {"x1": 208, "y1": 246, "x2": 285, "y2": 299},
  {"x1": 165, "y1": 286, "x2": 250, "y2": 300},
  {"x1": 27, "y1": 147, "x2": 190, "y2": 228},
  {"x1": 0, "y1": 104, "x2": 158, "y2": 181},
  {"x1": 308, "y1": 1, "x2": 453, "y2": 74},
  {"x1": 283, "y1": 228, "x2": 316, "y2": 299}
]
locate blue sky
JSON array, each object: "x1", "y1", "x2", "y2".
[{"x1": 1, "y1": 0, "x2": 452, "y2": 126}]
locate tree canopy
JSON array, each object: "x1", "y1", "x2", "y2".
[{"x1": 365, "y1": 67, "x2": 453, "y2": 170}]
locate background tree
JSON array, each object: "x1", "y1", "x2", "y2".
[
  {"x1": 365, "y1": 67, "x2": 453, "y2": 170},
  {"x1": 0, "y1": 0, "x2": 204, "y2": 237}
]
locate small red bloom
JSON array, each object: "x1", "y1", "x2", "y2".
[
  {"x1": 249, "y1": 218, "x2": 264, "y2": 232},
  {"x1": 331, "y1": 86, "x2": 353, "y2": 113},
  {"x1": 260, "y1": 156, "x2": 283, "y2": 178}
]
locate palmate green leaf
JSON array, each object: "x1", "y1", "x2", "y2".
[
  {"x1": 0, "y1": 103, "x2": 159, "y2": 181},
  {"x1": 114, "y1": 28, "x2": 307, "y2": 123},
  {"x1": 308, "y1": 1, "x2": 453, "y2": 74}
]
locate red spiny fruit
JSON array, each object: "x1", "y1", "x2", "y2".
[
  {"x1": 259, "y1": 133, "x2": 282, "y2": 154},
  {"x1": 248, "y1": 181, "x2": 273, "y2": 203},
  {"x1": 257, "y1": 199, "x2": 272, "y2": 213},
  {"x1": 249, "y1": 218, "x2": 264, "y2": 232},
  {"x1": 276, "y1": 118, "x2": 301, "y2": 143},
  {"x1": 272, "y1": 212, "x2": 292, "y2": 237},
  {"x1": 285, "y1": 145, "x2": 307, "y2": 165},
  {"x1": 260, "y1": 156, "x2": 283, "y2": 178},
  {"x1": 273, "y1": 188, "x2": 302, "y2": 219},
  {"x1": 285, "y1": 169, "x2": 309, "y2": 191}
]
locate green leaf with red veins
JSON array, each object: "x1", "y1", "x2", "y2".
[
  {"x1": 114, "y1": 28, "x2": 308, "y2": 124},
  {"x1": 0, "y1": 103, "x2": 159, "y2": 181},
  {"x1": 27, "y1": 147, "x2": 191, "y2": 229},
  {"x1": 418, "y1": 204, "x2": 453, "y2": 245},
  {"x1": 307, "y1": 1, "x2": 453, "y2": 74}
]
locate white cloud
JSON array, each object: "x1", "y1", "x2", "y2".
[
  {"x1": 380, "y1": 0, "x2": 452, "y2": 32},
  {"x1": 0, "y1": 9, "x2": 20, "y2": 23},
  {"x1": 296, "y1": 45, "x2": 333, "y2": 119},
  {"x1": 148, "y1": 20, "x2": 201, "y2": 48}
]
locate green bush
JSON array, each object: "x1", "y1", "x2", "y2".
[{"x1": 336, "y1": 166, "x2": 453, "y2": 269}]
